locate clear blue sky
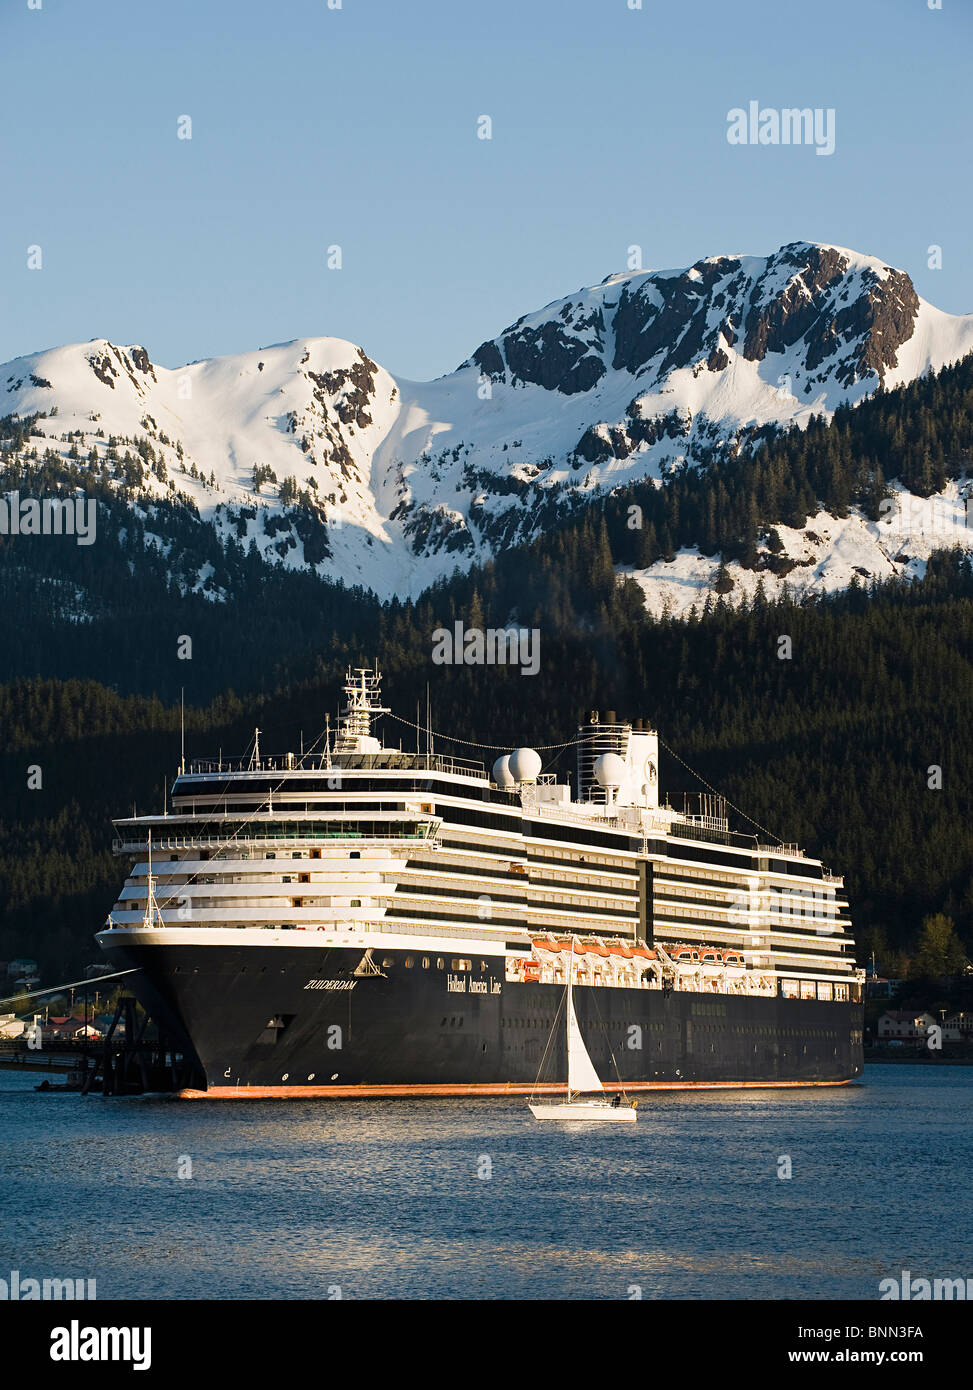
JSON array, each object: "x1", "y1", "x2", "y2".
[{"x1": 2, "y1": 0, "x2": 970, "y2": 380}]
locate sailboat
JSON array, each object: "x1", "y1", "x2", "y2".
[{"x1": 528, "y1": 938, "x2": 637, "y2": 1123}]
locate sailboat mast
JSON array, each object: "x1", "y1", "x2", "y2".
[
  {"x1": 567, "y1": 933, "x2": 575, "y2": 1101},
  {"x1": 146, "y1": 829, "x2": 154, "y2": 928}
]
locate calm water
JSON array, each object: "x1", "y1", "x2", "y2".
[{"x1": 1, "y1": 1065, "x2": 970, "y2": 1300}]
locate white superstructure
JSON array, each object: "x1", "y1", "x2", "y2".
[{"x1": 102, "y1": 667, "x2": 862, "y2": 1004}]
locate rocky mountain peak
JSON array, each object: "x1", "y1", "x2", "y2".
[{"x1": 2, "y1": 241, "x2": 971, "y2": 603}]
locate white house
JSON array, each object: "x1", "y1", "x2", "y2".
[{"x1": 877, "y1": 1010, "x2": 936, "y2": 1040}]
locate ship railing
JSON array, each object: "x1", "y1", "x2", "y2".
[
  {"x1": 683, "y1": 814, "x2": 730, "y2": 832},
  {"x1": 519, "y1": 800, "x2": 620, "y2": 828},
  {"x1": 183, "y1": 751, "x2": 486, "y2": 778},
  {"x1": 112, "y1": 832, "x2": 439, "y2": 854},
  {"x1": 615, "y1": 808, "x2": 699, "y2": 835},
  {"x1": 665, "y1": 817, "x2": 735, "y2": 846}
]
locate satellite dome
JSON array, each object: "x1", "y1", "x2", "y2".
[
  {"x1": 593, "y1": 752, "x2": 626, "y2": 788},
  {"x1": 492, "y1": 754, "x2": 515, "y2": 788},
  {"x1": 509, "y1": 747, "x2": 542, "y2": 784}
]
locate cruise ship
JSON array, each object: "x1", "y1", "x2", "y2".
[{"x1": 96, "y1": 667, "x2": 864, "y2": 1097}]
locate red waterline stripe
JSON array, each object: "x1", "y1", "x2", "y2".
[{"x1": 175, "y1": 1078, "x2": 853, "y2": 1100}]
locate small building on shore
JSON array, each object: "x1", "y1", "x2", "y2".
[
  {"x1": 877, "y1": 1010, "x2": 937, "y2": 1041},
  {"x1": 47, "y1": 1016, "x2": 103, "y2": 1041},
  {"x1": 943, "y1": 1012, "x2": 973, "y2": 1042}
]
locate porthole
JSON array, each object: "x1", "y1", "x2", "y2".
[
  {"x1": 422, "y1": 957, "x2": 430, "y2": 969},
  {"x1": 308, "y1": 1073, "x2": 316, "y2": 1081},
  {"x1": 382, "y1": 956, "x2": 394, "y2": 967},
  {"x1": 282, "y1": 1072, "x2": 289, "y2": 1081},
  {"x1": 404, "y1": 956, "x2": 414, "y2": 968},
  {"x1": 436, "y1": 957, "x2": 445, "y2": 970}
]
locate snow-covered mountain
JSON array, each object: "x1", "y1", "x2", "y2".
[
  {"x1": 4, "y1": 240, "x2": 973, "y2": 604},
  {"x1": 623, "y1": 479, "x2": 973, "y2": 618}
]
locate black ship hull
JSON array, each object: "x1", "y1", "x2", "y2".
[{"x1": 100, "y1": 939, "x2": 864, "y2": 1097}]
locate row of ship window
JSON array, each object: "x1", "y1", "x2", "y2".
[
  {"x1": 530, "y1": 872, "x2": 636, "y2": 895},
  {"x1": 534, "y1": 892, "x2": 632, "y2": 911},
  {"x1": 381, "y1": 955, "x2": 486, "y2": 971},
  {"x1": 522, "y1": 845, "x2": 631, "y2": 870},
  {"x1": 435, "y1": 1016, "x2": 594, "y2": 1030},
  {"x1": 205, "y1": 849, "x2": 361, "y2": 861}
]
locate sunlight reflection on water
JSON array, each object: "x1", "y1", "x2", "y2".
[{"x1": 1, "y1": 1066, "x2": 970, "y2": 1299}]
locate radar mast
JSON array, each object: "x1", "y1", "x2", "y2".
[{"x1": 333, "y1": 665, "x2": 390, "y2": 754}]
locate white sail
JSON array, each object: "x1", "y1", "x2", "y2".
[{"x1": 566, "y1": 994, "x2": 603, "y2": 1094}]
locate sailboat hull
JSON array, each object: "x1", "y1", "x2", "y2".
[{"x1": 528, "y1": 1101, "x2": 637, "y2": 1122}]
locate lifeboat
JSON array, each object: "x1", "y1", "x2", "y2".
[
  {"x1": 672, "y1": 948, "x2": 701, "y2": 966},
  {"x1": 584, "y1": 940, "x2": 610, "y2": 957}
]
